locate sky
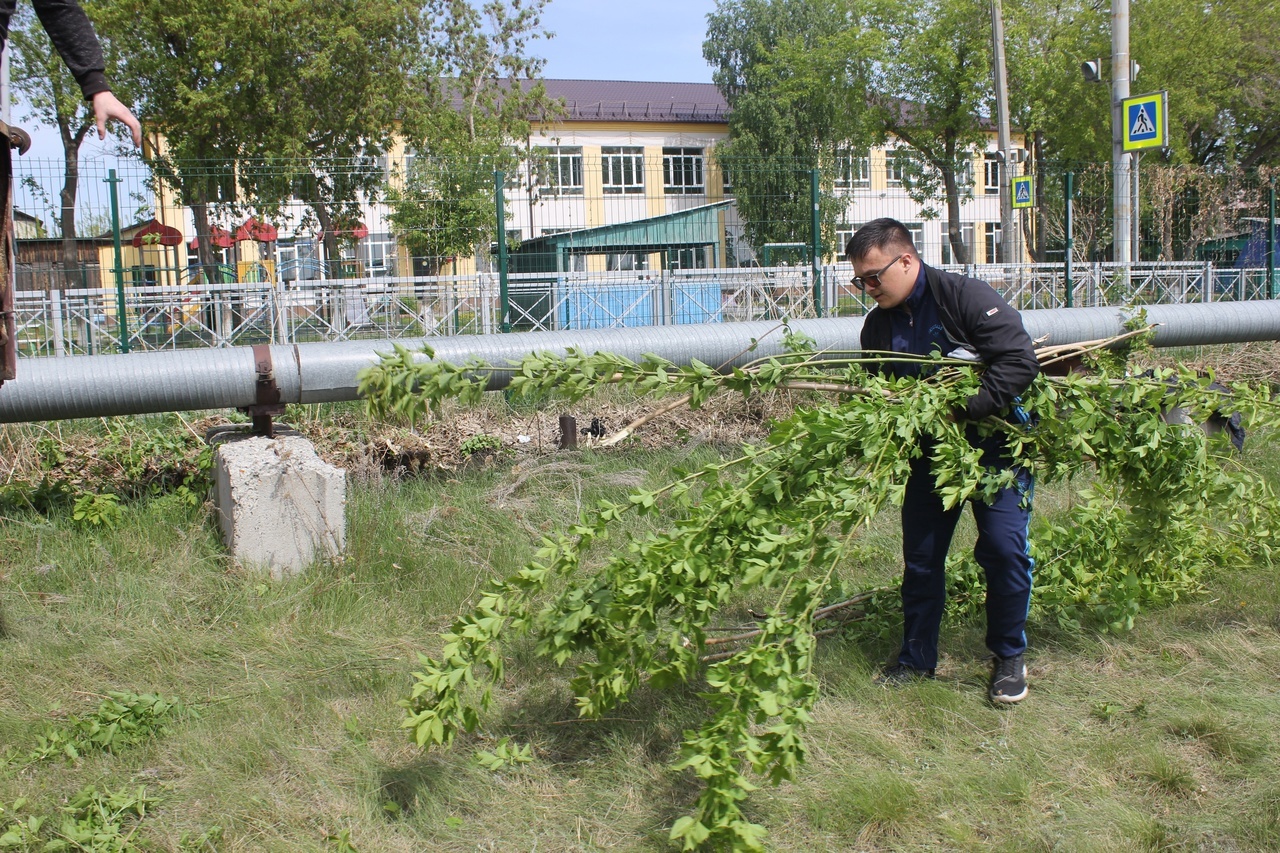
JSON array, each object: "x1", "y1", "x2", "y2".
[{"x1": 15, "y1": 0, "x2": 723, "y2": 162}]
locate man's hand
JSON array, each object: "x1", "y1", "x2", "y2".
[{"x1": 91, "y1": 91, "x2": 142, "y2": 148}]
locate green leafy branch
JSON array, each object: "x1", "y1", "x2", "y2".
[
  {"x1": 24, "y1": 692, "x2": 190, "y2": 765},
  {"x1": 366, "y1": 339, "x2": 1280, "y2": 851}
]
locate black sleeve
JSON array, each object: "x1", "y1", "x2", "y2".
[
  {"x1": 32, "y1": 0, "x2": 110, "y2": 99},
  {"x1": 954, "y1": 281, "x2": 1039, "y2": 420}
]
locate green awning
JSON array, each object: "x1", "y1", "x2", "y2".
[{"x1": 507, "y1": 201, "x2": 731, "y2": 274}]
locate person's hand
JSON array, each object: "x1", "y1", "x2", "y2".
[{"x1": 91, "y1": 91, "x2": 142, "y2": 148}]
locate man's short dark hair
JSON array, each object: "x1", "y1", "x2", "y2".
[{"x1": 845, "y1": 218, "x2": 917, "y2": 262}]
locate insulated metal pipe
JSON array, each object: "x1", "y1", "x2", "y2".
[{"x1": 2, "y1": 302, "x2": 1279, "y2": 424}]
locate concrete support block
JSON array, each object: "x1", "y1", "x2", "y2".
[{"x1": 213, "y1": 434, "x2": 346, "y2": 578}]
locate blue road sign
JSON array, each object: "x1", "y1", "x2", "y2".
[
  {"x1": 1012, "y1": 176, "x2": 1034, "y2": 209},
  {"x1": 1122, "y1": 92, "x2": 1168, "y2": 151}
]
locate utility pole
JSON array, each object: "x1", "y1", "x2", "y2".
[
  {"x1": 991, "y1": 0, "x2": 1017, "y2": 263},
  {"x1": 1112, "y1": 0, "x2": 1132, "y2": 263}
]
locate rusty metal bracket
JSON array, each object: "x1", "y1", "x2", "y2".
[
  {"x1": 239, "y1": 343, "x2": 285, "y2": 437},
  {"x1": 0, "y1": 120, "x2": 31, "y2": 156}
]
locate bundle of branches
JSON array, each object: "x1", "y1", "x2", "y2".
[{"x1": 359, "y1": 328, "x2": 1280, "y2": 852}]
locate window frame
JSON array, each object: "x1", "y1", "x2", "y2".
[
  {"x1": 886, "y1": 149, "x2": 911, "y2": 188},
  {"x1": 984, "y1": 221, "x2": 1003, "y2": 263},
  {"x1": 663, "y1": 147, "x2": 705, "y2": 195},
  {"x1": 601, "y1": 146, "x2": 645, "y2": 195},
  {"x1": 940, "y1": 222, "x2": 975, "y2": 265},
  {"x1": 834, "y1": 151, "x2": 871, "y2": 191},
  {"x1": 983, "y1": 153, "x2": 1001, "y2": 196},
  {"x1": 540, "y1": 146, "x2": 584, "y2": 196}
]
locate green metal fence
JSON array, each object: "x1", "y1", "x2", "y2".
[{"x1": 8, "y1": 152, "x2": 1276, "y2": 355}]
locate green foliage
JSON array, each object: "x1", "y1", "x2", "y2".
[
  {"x1": 0, "y1": 417, "x2": 210, "y2": 516},
  {"x1": 1007, "y1": 0, "x2": 1280, "y2": 168},
  {"x1": 0, "y1": 800, "x2": 44, "y2": 850},
  {"x1": 704, "y1": 0, "x2": 878, "y2": 253},
  {"x1": 71, "y1": 493, "x2": 123, "y2": 529},
  {"x1": 474, "y1": 736, "x2": 533, "y2": 770},
  {"x1": 325, "y1": 828, "x2": 360, "y2": 852},
  {"x1": 386, "y1": 0, "x2": 556, "y2": 273},
  {"x1": 459, "y1": 434, "x2": 504, "y2": 457},
  {"x1": 44, "y1": 785, "x2": 159, "y2": 853},
  {"x1": 0, "y1": 787, "x2": 159, "y2": 853},
  {"x1": 26, "y1": 692, "x2": 189, "y2": 765},
  {"x1": 705, "y1": 0, "x2": 996, "y2": 261},
  {"x1": 366, "y1": 341, "x2": 1280, "y2": 850}
]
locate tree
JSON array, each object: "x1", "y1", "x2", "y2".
[
  {"x1": 703, "y1": 0, "x2": 873, "y2": 257},
  {"x1": 386, "y1": 0, "x2": 557, "y2": 274},
  {"x1": 1003, "y1": 0, "x2": 1110, "y2": 166},
  {"x1": 1004, "y1": 0, "x2": 1280, "y2": 171},
  {"x1": 9, "y1": 2, "x2": 128, "y2": 288},
  {"x1": 705, "y1": 0, "x2": 998, "y2": 265},
  {"x1": 865, "y1": 0, "x2": 995, "y2": 262},
  {"x1": 1131, "y1": 0, "x2": 1280, "y2": 169},
  {"x1": 97, "y1": 0, "x2": 436, "y2": 278}
]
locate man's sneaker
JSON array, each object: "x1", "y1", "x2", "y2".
[
  {"x1": 876, "y1": 662, "x2": 936, "y2": 686},
  {"x1": 989, "y1": 654, "x2": 1028, "y2": 704}
]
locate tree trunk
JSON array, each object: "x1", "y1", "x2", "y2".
[
  {"x1": 1031, "y1": 131, "x2": 1046, "y2": 262},
  {"x1": 56, "y1": 120, "x2": 88, "y2": 291},
  {"x1": 943, "y1": 169, "x2": 969, "y2": 264},
  {"x1": 312, "y1": 200, "x2": 342, "y2": 277},
  {"x1": 191, "y1": 201, "x2": 218, "y2": 284}
]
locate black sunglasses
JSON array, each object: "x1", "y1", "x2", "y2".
[{"x1": 850, "y1": 253, "x2": 906, "y2": 291}]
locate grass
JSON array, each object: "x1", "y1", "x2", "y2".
[{"x1": 1, "y1": 416, "x2": 1279, "y2": 851}]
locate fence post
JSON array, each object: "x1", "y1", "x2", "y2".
[
  {"x1": 50, "y1": 287, "x2": 65, "y2": 357},
  {"x1": 105, "y1": 169, "x2": 129, "y2": 353},
  {"x1": 1064, "y1": 171, "x2": 1074, "y2": 308},
  {"x1": 1202, "y1": 260, "x2": 1212, "y2": 303},
  {"x1": 810, "y1": 169, "x2": 823, "y2": 317},
  {"x1": 495, "y1": 170, "x2": 511, "y2": 333},
  {"x1": 1268, "y1": 179, "x2": 1276, "y2": 300}
]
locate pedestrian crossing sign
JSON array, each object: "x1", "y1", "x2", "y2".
[
  {"x1": 1122, "y1": 91, "x2": 1168, "y2": 152},
  {"x1": 1011, "y1": 176, "x2": 1034, "y2": 209}
]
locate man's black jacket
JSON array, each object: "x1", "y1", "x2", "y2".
[
  {"x1": 0, "y1": 0, "x2": 110, "y2": 99},
  {"x1": 860, "y1": 262, "x2": 1039, "y2": 421}
]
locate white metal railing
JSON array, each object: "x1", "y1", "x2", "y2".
[{"x1": 12, "y1": 263, "x2": 1277, "y2": 357}]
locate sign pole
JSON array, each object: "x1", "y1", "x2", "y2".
[
  {"x1": 1112, "y1": 0, "x2": 1132, "y2": 264},
  {"x1": 1064, "y1": 171, "x2": 1074, "y2": 308}
]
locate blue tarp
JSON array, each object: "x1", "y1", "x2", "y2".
[{"x1": 1234, "y1": 219, "x2": 1277, "y2": 268}]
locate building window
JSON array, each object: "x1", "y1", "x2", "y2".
[
  {"x1": 886, "y1": 150, "x2": 912, "y2": 187},
  {"x1": 606, "y1": 252, "x2": 648, "y2": 271},
  {"x1": 834, "y1": 151, "x2": 870, "y2": 191},
  {"x1": 358, "y1": 232, "x2": 396, "y2": 274},
  {"x1": 719, "y1": 162, "x2": 734, "y2": 196},
  {"x1": 667, "y1": 248, "x2": 709, "y2": 269},
  {"x1": 956, "y1": 156, "x2": 974, "y2": 190},
  {"x1": 663, "y1": 147, "x2": 705, "y2": 194},
  {"x1": 940, "y1": 222, "x2": 975, "y2": 265},
  {"x1": 983, "y1": 154, "x2": 1001, "y2": 196},
  {"x1": 985, "y1": 222, "x2": 1003, "y2": 263},
  {"x1": 540, "y1": 146, "x2": 583, "y2": 196},
  {"x1": 836, "y1": 225, "x2": 856, "y2": 257},
  {"x1": 602, "y1": 146, "x2": 644, "y2": 194},
  {"x1": 906, "y1": 222, "x2": 924, "y2": 249}
]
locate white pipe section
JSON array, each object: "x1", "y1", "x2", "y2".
[{"x1": 1, "y1": 302, "x2": 1279, "y2": 424}]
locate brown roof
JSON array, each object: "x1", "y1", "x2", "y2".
[
  {"x1": 540, "y1": 79, "x2": 728, "y2": 123},
  {"x1": 452, "y1": 78, "x2": 729, "y2": 124}
]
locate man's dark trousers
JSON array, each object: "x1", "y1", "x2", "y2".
[{"x1": 897, "y1": 440, "x2": 1034, "y2": 672}]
